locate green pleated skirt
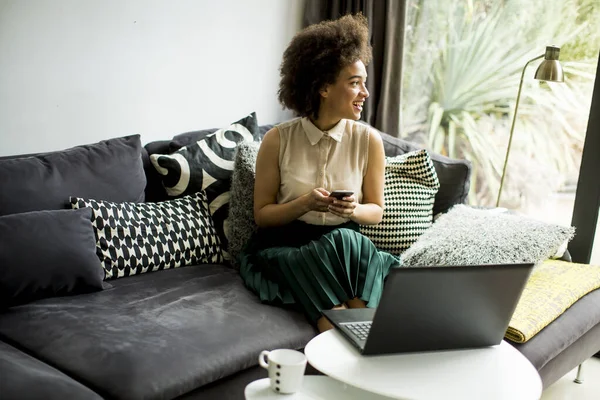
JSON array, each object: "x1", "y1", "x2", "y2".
[{"x1": 238, "y1": 220, "x2": 400, "y2": 324}]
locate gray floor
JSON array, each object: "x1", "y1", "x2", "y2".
[{"x1": 541, "y1": 357, "x2": 600, "y2": 399}]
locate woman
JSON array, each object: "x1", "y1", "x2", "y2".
[{"x1": 239, "y1": 14, "x2": 399, "y2": 332}]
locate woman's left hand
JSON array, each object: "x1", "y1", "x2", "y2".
[{"x1": 328, "y1": 195, "x2": 357, "y2": 219}]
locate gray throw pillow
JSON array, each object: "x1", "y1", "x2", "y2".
[
  {"x1": 0, "y1": 208, "x2": 105, "y2": 308},
  {"x1": 401, "y1": 205, "x2": 575, "y2": 267},
  {"x1": 0, "y1": 135, "x2": 146, "y2": 217},
  {"x1": 228, "y1": 141, "x2": 261, "y2": 268}
]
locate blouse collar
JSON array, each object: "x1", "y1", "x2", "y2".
[{"x1": 301, "y1": 118, "x2": 345, "y2": 145}]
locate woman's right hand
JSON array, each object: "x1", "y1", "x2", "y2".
[{"x1": 305, "y1": 188, "x2": 335, "y2": 212}]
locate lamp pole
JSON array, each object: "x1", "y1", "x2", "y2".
[{"x1": 495, "y1": 54, "x2": 545, "y2": 208}]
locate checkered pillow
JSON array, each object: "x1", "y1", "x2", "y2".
[
  {"x1": 70, "y1": 192, "x2": 223, "y2": 280},
  {"x1": 360, "y1": 149, "x2": 440, "y2": 256}
]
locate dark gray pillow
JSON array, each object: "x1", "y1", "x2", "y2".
[
  {"x1": 0, "y1": 208, "x2": 105, "y2": 308},
  {"x1": 378, "y1": 130, "x2": 472, "y2": 216},
  {"x1": 401, "y1": 205, "x2": 576, "y2": 267},
  {"x1": 0, "y1": 135, "x2": 145, "y2": 216}
]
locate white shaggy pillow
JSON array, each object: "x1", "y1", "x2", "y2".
[{"x1": 401, "y1": 205, "x2": 576, "y2": 267}]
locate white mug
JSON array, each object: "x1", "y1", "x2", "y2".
[{"x1": 258, "y1": 349, "x2": 307, "y2": 394}]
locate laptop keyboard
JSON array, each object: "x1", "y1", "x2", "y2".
[{"x1": 341, "y1": 321, "x2": 372, "y2": 341}]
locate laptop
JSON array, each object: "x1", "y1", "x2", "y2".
[{"x1": 322, "y1": 263, "x2": 534, "y2": 355}]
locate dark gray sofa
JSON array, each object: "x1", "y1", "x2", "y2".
[{"x1": 0, "y1": 124, "x2": 599, "y2": 400}]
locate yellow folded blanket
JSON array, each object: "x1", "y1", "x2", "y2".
[{"x1": 506, "y1": 259, "x2": 600, "y2": 343}]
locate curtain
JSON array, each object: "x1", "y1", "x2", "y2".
[{"x1": 304, "y1": 0, "x2": 407, "y2": 138}]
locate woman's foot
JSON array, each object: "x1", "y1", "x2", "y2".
[
  {"x1": 317, "y1": 304, "x2": 347, "y2": 332},
  {"x1": 317, "y1": 316, "x2": 335, "y2": 332},
  {"x1": 346, "y1": 297, "x2": 367, "y2": 308}
]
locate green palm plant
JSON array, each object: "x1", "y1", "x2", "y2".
[{"x1": 403, "y1": 0, "x2": 596, "y2": 207}]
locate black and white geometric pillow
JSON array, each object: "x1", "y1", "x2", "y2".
[
  {"x1": 360, "y1": 149, "x2": 440, "y2": 256},
  {"x1": 70, "y1": 192, "x2": 223, "y2": 280},
  {"x1": 149, "y1": 112, "x2": 260, "y2": 261}
]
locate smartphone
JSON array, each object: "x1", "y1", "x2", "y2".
[{"x1": 329, "y1": 190, "x2": 354, "y2": 200}]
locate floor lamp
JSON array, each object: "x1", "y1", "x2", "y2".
[{"x1": 496, "y1": 45, "x2": 565, "y2": 207}]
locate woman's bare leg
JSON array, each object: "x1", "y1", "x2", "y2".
[
  {"x1": 346, "y1": 297, "x2": 367, "y2": 308},
  {"x1": 317, "y1": 304, "x2": 347, "y2": 333}
]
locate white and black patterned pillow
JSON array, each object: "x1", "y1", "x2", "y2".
[
  {"x1": 70, "y1": 192, "x2": 223, "y2": 280},
  {"x1": 360, "y1": 149, "x2": 440, "y2": 256},
  {"x1": 149, "y1": 112, "x2": 260, "y2": 260}
]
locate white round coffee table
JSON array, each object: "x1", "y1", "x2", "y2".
[
  {"x1": 304, "y1": 330, "x2": 542, "y2": 400},
  {"x1": 245, "y1": 376, "x2": 393, "y2": 399}
]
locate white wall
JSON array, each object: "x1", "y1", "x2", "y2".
[{"x1": 0, "y1": 0, "x2": 304, "y2": 156}]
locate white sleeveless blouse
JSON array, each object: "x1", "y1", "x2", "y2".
[{"x1": 276, "y1": 117, "x2": 370, "y2": 226}]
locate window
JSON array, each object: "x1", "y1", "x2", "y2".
[{"x1": 402, "y1": 0, "x2": 599, "y2": 226}]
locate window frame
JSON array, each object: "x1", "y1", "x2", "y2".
[{"x1": 569, "y1": 52, "x2": 600, "y2": 264}]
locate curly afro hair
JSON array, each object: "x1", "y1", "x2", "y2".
[{"x1": 278, "y1": 13, "x2": 372, "y2": 120}]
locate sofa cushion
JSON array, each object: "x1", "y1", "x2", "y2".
[
  {"x1": 70, "y1": 192, "x2": 223, "y2": 280},
  {"x1": 401, "y1": 205, "x2": 575, "y2": 267},
  {"x1": 149, "y1": 113, "x2": 261, "y2": 260},
  {"x1": 0, "y1": 208, "x2": 105, "y2": 308},
  {"x1": 360, "y1": 150, "x2": 440, "y2": 255},
  {"x1": 0, "y1": 341, "x2": 103, "y2": 400},
  {"x1": 0, "y1": 265, "x2": 316, "y2": 400},
  {"x1": 0, "y1": 135, "x2": 145, "y2": 216},
  {"x1": 509, "y1": 287, "x2": 600, "y2": 371},
  {"x1": 532, "y1": 308, "x2": 600, "y2": 388},
  {"x1": 378, "y1": 131, "x2": 471, "y2": 215}
]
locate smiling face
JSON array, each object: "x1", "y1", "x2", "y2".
[{"x1": 318, "y1": 60, "x2": 369, "y2": 125}]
